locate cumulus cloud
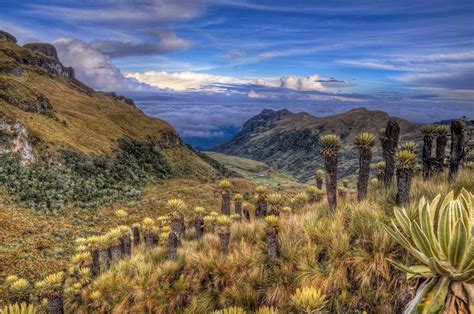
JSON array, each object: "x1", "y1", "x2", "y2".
[
  {"x1": 53, "y1": 38, "x2": 151, "y2": 91},
  {"x1": 125, "y1": 71, "x2": 345, "y2": 93}
]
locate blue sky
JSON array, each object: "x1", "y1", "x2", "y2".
[{"x1": 1, "y1": 0, "x2": 473, "y2": 148}]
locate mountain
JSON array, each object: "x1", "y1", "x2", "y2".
[
  {"x1": 214, "y1": 108, "x2": 420, "y2": 181},
  {"x1": 0, "y1": 30, "x2": 230, "y2": 177}
]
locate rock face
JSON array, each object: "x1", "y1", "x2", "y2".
[
  {"x1": 215, "y1": 108, "x2": 419, "y2": 181},
  {"x1": 98, "y1": 91, "x2": 136, "y2": 107},
  {"x1": 23, "y1": 43, "x2": 75, "y2": 79},
  {"x1": 0, "y1": 30, "x2": 17, "y2": 43},
  {"x1": 0, "y1": 117, "x2": 35, "y2": 165}
]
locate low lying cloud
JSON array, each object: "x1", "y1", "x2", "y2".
[{"x1": 53, "y1": 38, "x2": 152, "y2": 91}]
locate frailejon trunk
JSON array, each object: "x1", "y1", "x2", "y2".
[
  {"x1": 324, "y1": 155, "x2": 338, "y2": 212},
  {"x1": 448, "y1": 120, "x2": 466, "y2": 182},
  {"x1": 316, "y1": 177, "x2": 323, "y2": 190},
  {"x1": 422, "y1": 135, "x2": 433, "y2": 179},
  {"x1": 46, "y1": 293, "x2": 64, "y2": 314},
  {"x1": 383, "y1": 118, "x2": 400, "y2": 186},
  {"x1": 243, "y1": 207, "x2": 251, "y2": 221},
  {"x1": 266, "y1": 229, "x2": 280, "y2": 262},
  {"x1": 357, "y1": 148, "x2": 372, "y2": 201},
  {"x1": 121, "y1": 234, "x2": 132, "y2": 256},
  {"x1": 90, "y1": 249, "x2": 100, "y2": 278},
  {"x1": 110, "y1": 244, "x2": 122, "y2": 262},
  {"x1": 167, "y1": 232, "x2": 179, "y2": 260},
  {"x1": 194, "y1": 219, "x2": 204, "y2": 238},
  {"x1": 99, "y1": 248, "x2": 111, "y2": 271},
  {"x1": 396, "y1": 168, "x2": 413, "y2": 206},
  {"x1": 170, "y1": 218, "x2": 185, "y2": 239},
  {"x1": 144, "y1": 232, "x2": 155, "y2": 247},
  {"x1": 442, "y1": 281, "x2": 471, "y2": 314},
  {"x1": 235, "y1": 201, "x2": 242, "y2": 215},
  {"x1": 433, "y1": 134, "x2": 448, "y2": 174},
  {"x1": 221, "y1": 191, "x2": 231, "y2": 215},
  {"x1": 219, "y1": 230, "x2": 230, "y2": 255},
  {"x1": 133, "y1": 226, "x2": 140, "y2": 246},
  {"x1": 255, "y1": 199, "x2": 267, "y2": 218}
]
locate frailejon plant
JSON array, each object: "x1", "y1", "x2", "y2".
[
  {"x1": 219, "y1": 179, "x2": 232, "y2": 216},
  {"x1": 168, "y1": 198, "x2": 186, "y2": 239},
  {"x1": 375, "y1": 161, "x2": 386, "y2": 181},
  {"x1": 132, "y1": 223, "x2": 141, "y2": 247},
  {"x1": 216, "y1": 215, "x2": 232, "y2": 255},
  {"x1": 255, "y1": 185, "x2": 269, "y2": 217},
  {"x1": 267, "y1": 193, "x2": 283, "y2": 216},
  {"x1": 291, "y1": 192, "x2": 308, "y2": 210},
  {"x1": 34, "y1": 272, "x2": 65, "y2": 314},
  {"x1": 319, "y1": 134, "x2": 341, "y2": 211},
  {"x1": 212, "y1": 306, "x2": 245, "y2": 314},
  {"x1": 449, "y1": 120, "x2": 467, "y2": 182},
  {"x1": 142, "y1": 217, "x2": 156, "y2": 247},
  {"x1": 117, "y1": 225, "x2": 132, "y2": 257},
  {"x1": 354, "y1": 132, "x2": 377, "y2": 201},
  {"x1": 242, "y1": 202, "x2": 251, "y2": 222},
  {"x1": 314, "y1": 169, "x2": 325, "y2": 190},
  {"x1": 381, "y1": 118, "x2": 400, "y2": 186},
  {"x1": 167, "y1": 231, "x2": 179, "y2": 260},
  {"x1": 401, "y1": 141, "x2": 417, "y2": 153},
  {"x1": 433, "y1": 125, "x2": 449, "y2": 175},
  {"x1": 306, "y1": 186, "x2": 324, "y2": 203},
  {"x1": 396, "y1": 150, "x2": 416, "y2": 206},
  {"x1": 233, "y1": 193, "x2": 243, "y2": 216},
  {"x1": 86, "y1": 236, "x2": 101, "y2": 278},
  {"x1": 420, "y1": 124, "x2": 436, "y2": 180},
  {"x1": 384, "y1": 189, "x2": 473, "y2": 313},
  {"x1": 6, "y1": 278, "x2": 31, "y2": 304},
  {"x1": 105, "y1": 228, "x2": 123, "y2": 262},
  {"x1": 264, "y1": 215, "x2": 280, "y2": 262},
  {"x1": 290, "y1": 286, "x2": 327, "y2": 313},
  {"x1": 193, "y1": 206, "x2": 206, "y2": 238}
]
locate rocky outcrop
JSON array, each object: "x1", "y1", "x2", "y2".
[
  {"x1": 0, "y1": 117, "x2": 35, "y2": 165},
  {"x1": 23, "y1": 43, "x2": 75, "y2": 79},
  {"x1": 0, "y1": 30, "x2": 16, "y2": 43},
  {"x1": 215, "y1": 108, "x2": 419, "y2": 181}
]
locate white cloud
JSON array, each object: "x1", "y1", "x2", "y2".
[
  {"x1": 53, "y1": 37, "x2": 150, "y2": 92},
  {"x1": 125, "y1": 71, "x2": 329, "y2": 93}
]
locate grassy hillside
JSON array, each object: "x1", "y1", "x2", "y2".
[
  {"x1": 0, "y1": 40, "x2": 216, "y2": 178},
  {"x1": 204, "y1": 152, "x2": 303, "y2": 188}
]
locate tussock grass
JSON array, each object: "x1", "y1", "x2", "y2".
[{"x1": 67, "y1": 169, "x2": 472, "y2": 313}]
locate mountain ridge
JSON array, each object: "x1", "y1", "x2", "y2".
[{"x1": 214, "y1": 107, "x2": 420, "y2": 181}]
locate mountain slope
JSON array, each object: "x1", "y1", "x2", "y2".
[
  {"x1": 0, "y1": 31, "x2": 219, "y2": 179},
  {"x1": 214, "y1": 108, "x2": 420, "y2": 181}
]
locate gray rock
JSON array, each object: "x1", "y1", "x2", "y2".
[
  {"x1": 0, "y1": 30, "x2": 17, "y2": 43},
  {"x1": 0, "y1": 117, "x2": 35, "y2": 165},
  {"x1": 23, "y1": 43, "x2": 74, "y2": 79}
]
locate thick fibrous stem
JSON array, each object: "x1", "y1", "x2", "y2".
[
  {"x1": 448, "y1": 120, "x2": 466, "y2": 181},
  {"x1": 422, "y1": 134, "x2": 433, "y2": 179},
  {"x1": 266, "y1": 228, "x2": 280, "y2": 262},
  {"x1": 143, "y1": 232, "x2": 155, "y2": 247},
  {"x1": 234, "y1": 201, "x2": 242, "y2": 215},
  {"x1": 382, "y1": 119, "x2": 400, "y2": 186},
  {"x1": 194, "y1": 218, "x2": 204, "y2": 238},
  {"x1": 316, "y1": 177, "x2": 323, "y2": 190},
  {"x1": 221, "y1": 190, "x2": 231, "y2": 215},
  {"x1": 324, "y1": 155, "x2": 338, "y2": 211},
  {"x1": 357, "y1": 148, "x2": 372, "y2": 201},
  {"x1": 99, "y1": 248, "x2": 111, "y2": 271},
  {"x1": 121, "y1": 234, "x2": 132, "y2": 257},
  {"x1": 46, "y1": 293, "x2": 64, "y2": 314},
  {"x1": 170, "y1": 218, "x2": 185, "y2": 239},
  {"x1": 219, "y1": 229, "x2": 230, "y2": 255},
  {"x1": 133, "y1": 226, "x2": 140, "y2": 246},
  {"x1": 90, "y1": 249, "x2": 100, "y2": 278},
  {"x1": 110, "y1": 244, "x2": 122, "y2": 262},
  {"x1": 433, "y1": 133, "x2": 448, "y2": 174},
  {"x1": 243, "y1": 207, "x2": 251, "y2": 221},
  {"x1": 255, "y1": 199, "x2": 267, "y2": 218},
  {"x1": 396, "y1": 168, "x2": 413, "y2": 206},
  {"x1": 167, "y1": 232, "x2": 178, "y2": 260}
]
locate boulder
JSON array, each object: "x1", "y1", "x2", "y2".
[{"x1": 0, "y1": 30, "x2": 17, "y2": 43}]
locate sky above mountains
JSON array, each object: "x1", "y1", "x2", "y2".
[{"x1": 1, "y1": 0, "x2": 473, "y2": 148}]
